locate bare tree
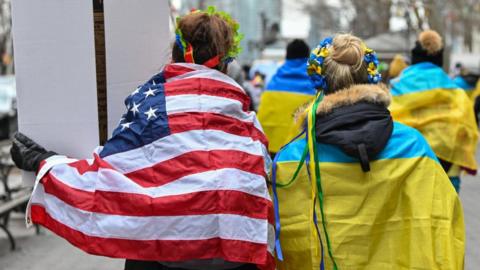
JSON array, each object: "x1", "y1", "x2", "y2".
[{"x1": 0, "y1": 0, "x2": 13, "y2": 75}]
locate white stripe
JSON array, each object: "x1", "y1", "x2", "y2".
[
  {"x1": 48, "y1": 166, "x2": 271, "y2": 200},
  {"x1": 165, "y1": 94, "x2": 264, "y2": 132},
  {"x1": 31, "y1": 186, "x2": 268, "y2": 243},
  {"x1": 167, "y1": 63, "x2": 243, "y2": 91},
  {"x1": 103, "y1": 129, "x2": 266, "y2": 174},
  {"x1": 26, "y1": 155, "x2": 78, "y2": 227}
]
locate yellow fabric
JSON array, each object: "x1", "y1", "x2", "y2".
[
  {"x1": 388, "y1": 54, "x2": 408, "y2": 79},
  {"x1": 275, "y1": 158, "x2": 465, "y2": 270},
  {"x1": 468, "y1": 80, "x2": 480, "y2": 102},
  {"x1": 390, "y1": 88, "x2": 478, "y2": 171},
  {"x1": 257, "y1": 91, "x2": 314, "y2": 153}
]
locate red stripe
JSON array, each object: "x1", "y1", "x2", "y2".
[
  {"x1": 168, "y1": 112, "x2": 268, "y2": 146},
  {"x1": 163, "y1": 64, "x2": 195, "y2": 80},
  {"x1": 164, "y1": 77, "x2": 251, "y2": 111},
  {"x1": 40, "y1": 173, "x2": 273, "y2": 223},
  {"x1": 38, "y1": 155, "x2": 113, "y2": 176},
  {"x1": 64, "y1": 154, "x2": 114, "y2": 174},
  {"x1": 125, "y1": 150, "x2": 266, "y2": 188},
  {"x1": 31, "y1": 205, "x2": 274, "y2": 269}
]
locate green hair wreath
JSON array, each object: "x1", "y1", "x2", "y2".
[{"x1": 175, "y1": 6, "x2": 244, "y2": 65}]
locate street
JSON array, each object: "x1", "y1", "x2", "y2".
[{"x1": 0, "y1": 169, "x2": 479, "y2": 270}]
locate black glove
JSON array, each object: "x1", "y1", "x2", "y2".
[{"x1": 10, "y1": 132, "x2": 56, "y2": 172}]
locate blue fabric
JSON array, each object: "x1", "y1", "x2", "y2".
[
  {"x1": 277, "y1": 122, "x2": 438, "y2": 163},
  {"x1": 391, "y1": 62, "x2": 458, "y2": 96},
  {"x1": 100, "y1": 72, "x2": 170, "y2": 157},
  {"x1": 454, "y1": 76, "x2": 475, "y2": 91},
  {"x1": 266, "y1": 58, "x2": 316, "y2": 95},
  {"x1": 449, "y1": 176, "x2": 461, "y2": 193}
]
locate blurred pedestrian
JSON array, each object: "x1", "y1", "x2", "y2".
[
  {"x1": 257, "y1": 39, "x2": 315, "y2": 155},
  {"x1": 387, "y1": 54, "x2": 408, "y2": 80},
  {"x1": 11, "y1": 7, "x2": 274, "y2": 270},
  {"x1": 389, "y1": 30, "x2": 478, "y2": 192},
  {"x1": 243, "y1": 70, "x2": 266, "y2": 111},
  {"x1": 453, "y1": 68, "x2": 480, "y2": 123},
  {"x1": 272, "y1": 33, "x2": 464, "y2": 269}
]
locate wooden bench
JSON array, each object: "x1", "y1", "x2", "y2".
[
  {"x1": 0, "y1": 140, "x2": 33, "y2": 250},
  {"x1": 0, "y1": 189, "x2": 30, "y2": 250}
]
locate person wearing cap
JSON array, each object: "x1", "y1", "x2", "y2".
[
  {"x1": 257, "y1": 39, "x2": 315, "y2": 155},
  {"x1": 389, "y1": 30, "x2": 478, "y2": 192},
  {"x1": 272, "y1": 33, "x2": 464, "y2": 270}
]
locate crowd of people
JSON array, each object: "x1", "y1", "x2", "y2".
[{"x1": 9, "y1": 6, "x2": 479, "y2": 270}]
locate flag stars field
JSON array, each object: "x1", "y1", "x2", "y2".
[
  {"x1": 121, "y1": 121, "x2": 133, "y2": 131},
  {"x1": 143, "y1": 88, "x2": 157, "y2": 98},
  {"x1": 131, "y1": 87, "x2": 141, "y2": 96},
  {"x1": 130, "y1": 102, "x2": 141, "y2": 116},
  {"x1": 144, "y1": 107, "x2": 158, "y2": 120}
]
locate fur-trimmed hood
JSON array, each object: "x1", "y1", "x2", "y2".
[
  {"x1": 316, "y1": 84, "x2": 391, "y2": 116},
  {"x1": 314, "y1": 84, "x2": 393, "y2": 172}
]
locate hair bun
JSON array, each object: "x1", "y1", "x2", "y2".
[
  {"x1": 330, "y1": 34, "x2": 364, "y2": 69},
  {"x1": 419, "y1": 30, "x2": 443, "y2": 55}
]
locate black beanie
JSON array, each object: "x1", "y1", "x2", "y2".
[
  {"x1": 286, "y1": 39, "x2": 310, "y2": 60},
  {"x1": 411, "y1": 41, "x2": 443, "y2": 67}
]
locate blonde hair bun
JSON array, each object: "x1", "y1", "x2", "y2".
[
  {"x1": 419, "y1": 30, "x2": 443, "y2": 55},
  {"x1": 331, "y1": 34, "x2": 364, "y2": 70}
]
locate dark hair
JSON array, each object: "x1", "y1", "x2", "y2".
[
  {"x1": 172, "y1": 12, "x2": 234, "y2": 70},
  {"x1": 286, "y1": 39, "x2": 310, "y2": 59}
]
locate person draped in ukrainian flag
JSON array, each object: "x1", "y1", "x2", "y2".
[
  {"x1": 271, "y1": 33, "x2": 464, "y2": 270},
  {"x1": 389, "y1": 30, "x2": 478, "y2": 192},
  {"x1": 453, "y1": 68, "x2": 480, "y2": 123},
  {"x1": 257, "y1": 39, "x2": 315, "y2": 154}
]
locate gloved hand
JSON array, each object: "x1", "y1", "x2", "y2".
[{"x1": 10, "y1": 132, "x2": 56, "y2": 172}]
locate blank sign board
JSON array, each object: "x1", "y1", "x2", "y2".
[
  {"x1": 11, "y1": 1, "x2": 100, "y2": 185},
  {"x1": 11, "y1": 0, "x2": 171, "y2": 185},
  {"x1": 104, "y1": 0, "x2": 171, "y2": 135}
]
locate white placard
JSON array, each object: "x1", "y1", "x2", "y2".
[
  {"x1": 104, "y1": 0, "x2": 171, "y2": 135},
  {"x1": 11, "y1": 1, "x2": 99, "y2": 185}
]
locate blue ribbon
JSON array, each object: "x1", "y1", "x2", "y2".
[{"x1": 271, "y1": 129, "x2": 307, "y2": 261}]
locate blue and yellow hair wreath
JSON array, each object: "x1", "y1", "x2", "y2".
[
  {"x1": 175, "y1": 6, "x2": 244, "y2": 68},
  {"x1": 307, "y1": 37, "x2": 381, "y2": 90}
]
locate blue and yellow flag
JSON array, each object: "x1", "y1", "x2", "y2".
[
  {"x1": 389, "y1": 62, "x2": 478, "y2": 171},
  {"x1": 274, "y1": 122, "x2": 464, "y2": 270},
  {"x1": 257, "y1": 58, "x2": 315, "y2": 153}
]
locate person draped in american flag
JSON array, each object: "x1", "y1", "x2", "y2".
[{"x1": 10, "y1": 7, "x2": 275, "y2": 270}]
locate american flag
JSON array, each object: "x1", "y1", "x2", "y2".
[{"x1": 27, "y1": 63, "x2": 275, "y2": 269}]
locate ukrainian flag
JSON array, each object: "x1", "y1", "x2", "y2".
[
  {"x1": 257, "y1": 58, "x2": 315, "y2": 153},
  {"x1": 274, "y1": 122, "x2": 464, "y2": 270},
  {"x1": 389, "y1": 62, "x2": 478, "y2": 172}
]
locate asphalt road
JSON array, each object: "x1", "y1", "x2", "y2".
[{"x1": 0, "y1": 169, "x2": 479, "y2": 270}]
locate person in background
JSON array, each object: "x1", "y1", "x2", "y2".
[
  {"x1": 257, "y1": 39, "x2": 314, "y2": 154},
  {"x1": 272, "y1": 33, "x2": 464, "y2": 269},
  {"x1": 11, "y1": 7, "x2": 274, "y2": 270},
  {"x1": 389, "y1": 30, "x2": 478, "y2": 192},
  {"x1": 453, "y1": 68, "x2": 480, "y2": 123},
  {"x1": 227, "y1": 60, "x2": 258, "y2": 111},
  {"x1": 243, "y1": 70, "x2": 266, "y2": 111},
  {"x1": 227, "y1": 59, "x2": 245, "y2": 86},
  {"x1": 387, "y1": 54, "x2": 408, "y2": 81}
]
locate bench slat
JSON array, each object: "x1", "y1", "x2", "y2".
[{"x1": 0, "y1": 192, "x2": 30, "y2": 214}]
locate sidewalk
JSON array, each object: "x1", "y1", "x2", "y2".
[{"x1": 0, "y1": 169, "x2": 123, "y2": 270}]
